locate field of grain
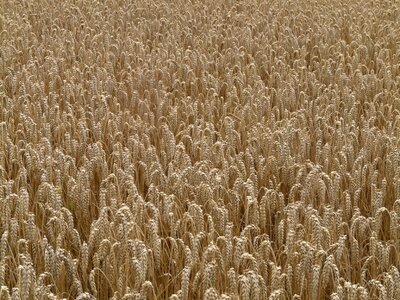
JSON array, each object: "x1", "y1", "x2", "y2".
[{"x1": 1, "y1": 0, "x2": 400, "y2": 299}]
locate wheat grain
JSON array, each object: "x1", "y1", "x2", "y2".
[{"x1": 2, "y1": 0, "x2": 400, "y2": 298}]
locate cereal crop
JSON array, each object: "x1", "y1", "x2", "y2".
[{"x1": 1, "y1": 0, "x2": 400, "y2": 299}]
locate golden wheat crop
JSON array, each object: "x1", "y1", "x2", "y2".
[{"x1": 1, "y1": 0, "x2": 400, "y2": 299}]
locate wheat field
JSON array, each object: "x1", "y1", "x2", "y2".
[{"x1": 1, "y1": 0, "x2": 400, "y2": 299}]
